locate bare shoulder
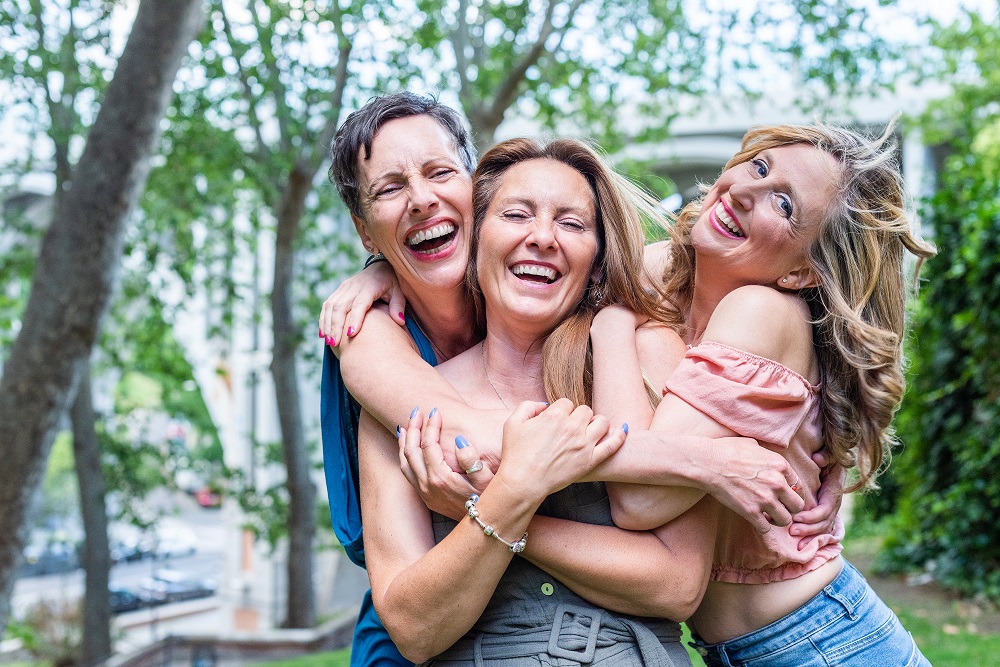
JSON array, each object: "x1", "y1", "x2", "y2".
[
  {"x1": 702, "y1": 286, "x2": 816, "y2": 378},
  {"x1": 636, "y1": 322, "x2": 687, "y2": 391}
]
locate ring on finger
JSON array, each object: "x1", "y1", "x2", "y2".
[
  {"x1": 465, "y1": 460, "x2": 484, "y2": 475},
  {"x1": 791, "y1": 478, "x2": 800, "y2": 492}
]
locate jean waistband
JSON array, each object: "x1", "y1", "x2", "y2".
[{"x1": 691, "y1": 559, "x2": 869, "y2": 663}]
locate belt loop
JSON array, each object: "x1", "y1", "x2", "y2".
[
  {"x1": 473, "y1": 631, "x2": 486, "y2": 667},
  {"x1": 824, "y1": 583, "x2": 859, "y2": 621},
  {"x1": 547, "y1": 603, "x2": 600, "y2": 662}
]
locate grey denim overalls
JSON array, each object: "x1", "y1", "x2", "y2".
[{"x1": 424, "y1": 482, "x2": 693, "y2": 667}]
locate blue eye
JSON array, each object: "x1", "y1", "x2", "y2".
[
  {"x1": 777, "y1": 195, "x2": 793, "y2": 219},
  {"x1": 752, "y1": 159, "x2": 768, "y2": 177}
]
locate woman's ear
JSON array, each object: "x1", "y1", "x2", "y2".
[
  {"x1": 779, "y1": 265, "x2": 820, "y2": 290},
  {"x1": 352, "y1": 214, "x2": 378, "y2": 255}
]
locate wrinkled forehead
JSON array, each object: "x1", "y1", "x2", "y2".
[{"x1": 359, "y1": 115, "x2": 463, "y2": 180}]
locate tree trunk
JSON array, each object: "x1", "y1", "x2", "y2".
[
  {"x1": 271, "y1": 161, "x2": 316, "y2": 628},
  {"x1": 72, "y1": 363, "x2": 112, "y2": 666},
  {"x1": 0, "y1": 0, "x2": 205, "y2": 636}
]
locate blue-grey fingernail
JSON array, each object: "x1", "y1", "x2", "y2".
[
  {"x1": 622, "y1": 423, "x2": 629, "y2": 434},
  {"x1": 410, "y1": 407, "x2": 418, "y2": 419},
  {"x1": 456, "y1": 435, "x2": 469, "y2": 449},
  {"x1": 396, "y1": 425, "x2": 401, "y2": 437},
  {"x1": 429, "y1": 407, "x2": 438, "y2": 418}
]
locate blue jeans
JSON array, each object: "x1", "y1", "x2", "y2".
[{"x1": 690, "y1": 560, "x2": 931, "y2": 667}]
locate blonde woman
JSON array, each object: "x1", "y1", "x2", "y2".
[{"x1": 591, "y1": 122, "x2": 934, "y2": 666}]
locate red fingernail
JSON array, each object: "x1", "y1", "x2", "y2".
[
  {"x1": 347, "y1": 326, "x2": 354, "y2": 337},
  {"x1": 398, "y1": 312, "x2": 405, "y2": 322}
]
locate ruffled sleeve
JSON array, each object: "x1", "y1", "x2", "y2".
[{"x1": 663, "y1": 342, "x2": 820, "y2": 448}]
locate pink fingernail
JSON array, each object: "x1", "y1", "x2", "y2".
[
  {"x1": 325, "y1": 336, "x2": 333, "y2": 346},
  {"x1": 318, "y1": 327, "x2": 324, "y2": 338},
  {"x1": 330, "y1": 336, "x2": 337, "y2": 346},
  {"x1": 398, "y1": 312, "x2": 406, "y2": 322},
  {"x1": 347, "y1": 326, "x2": 354, "y2": 337}
]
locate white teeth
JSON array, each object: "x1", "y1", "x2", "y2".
[
  {"x1": 512, "y1": 264, "x2": 557, "y2": 281},
  {"x1": 407, "y1": 222, "x2": 455, "y2": 246},
  {"x1": 715, "y1": 202, "x2": 743, "y2": 237}
]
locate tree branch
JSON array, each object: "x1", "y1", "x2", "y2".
[{"x1": 219, "y1": 2, "x2": 274, "y2": 172}]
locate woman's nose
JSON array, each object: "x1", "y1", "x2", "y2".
[
  {"x1": 527, "y1": 218, "x2": 557, "y2": 249},
  {"x1": 409, "y1": 178, "x2": 439, "y2": 215},
  {"x1": 728, "y1": 178, "x2": 756, "y2": 212}
]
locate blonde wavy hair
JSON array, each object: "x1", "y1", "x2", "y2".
[
  {"x1": 466, "y1": 137, "x2": 671, "y2": 405},
  {"x1": 662, "y1": 121, "x2": 936, "y2": 491}
]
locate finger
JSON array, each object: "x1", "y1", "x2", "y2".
[
  {"x1": 763, "y1": 501, "x2": 794, "y2": 529},
  {"x1": 811, "y1": 448, "x2": 835, "y2": 468},
  {"x1": 510, "y1": 399, "x2": 550, "y2": 425},
  {"x1": 593, "y1": 423, "x2": 628, "y2": 462},
  {"x1": 454, "y1": 435, "x2": 494, "y2": 493},
  {"x1": 387, "y1": 284, "x2": 409, "y2": 326},
  {"x1": 419, "y1": 407, "x2": 448, "y2": 478},
  {"x1": 326, "y1": 299, "x2": 348, "y2": 347},
  {"x1": 401, "y1": 408, "x2": 428, "y2": 484},
  {"x1": 584, "y1": 413, "x2": 611, "y2": 444},
  {"x1": 398, "y1": 425, "x2": 418, "y2": 489},
  {"x1": 748, "y1": 512, "x2": 773, "y2": 535},
  {"x1": 344, "y1": 294, "x2": 375, "y2": 339}
]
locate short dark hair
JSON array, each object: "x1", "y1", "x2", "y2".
[{"x1": 329, "y1": 92, "x2": 477, "y2": 219}]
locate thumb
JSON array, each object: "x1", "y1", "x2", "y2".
[
  {"x1": 455, "y1": 435, "x2": 493, "y2": 492},
  {"x1": 508, "y1": 400, "x2": 549, "y2": 426},
  {"x1": 388, "y1": 285, "x2": 409, "y2": 327}
]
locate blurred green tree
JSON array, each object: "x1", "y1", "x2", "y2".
[{"x1": 880, "y1": 7, "x2": 1000, "y2": 601}]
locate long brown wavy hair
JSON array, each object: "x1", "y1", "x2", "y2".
[
  {"x1": 662, "y1": 121, "x2": 936, "y2": 491},
  {"x1": 466, "y1": 137, "x2": 672, "y2": 405}
]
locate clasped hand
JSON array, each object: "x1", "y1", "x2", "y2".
[{"x1": 398, "y1": 400, "x2": 625, "y2": 519}]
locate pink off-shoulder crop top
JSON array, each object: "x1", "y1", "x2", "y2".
[{"x1": 663, "y1": 342, "x2": 844, "y2": 584}]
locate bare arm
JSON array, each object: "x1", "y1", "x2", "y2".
[
  {"x1": 365, "y1": 401, "x2": 625, "y2": 662},
  {"x1": 607, "y1": 286, "x2": 815, "y2": 532},
  {"x1": 522, "y1": 497, "x2": 717, "y2": 620},
  {"x1": 339, "y1": 306, "x2": 508, "y2": 471},
  {"x1": 403, "y1": 411, "x2": 714, "y2": 621}
]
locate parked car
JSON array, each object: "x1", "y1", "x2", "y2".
[
  {"x1": 139, "y1": 569, "x2": 217, "y2": 603},
  {"x1": 109, "y1": 586, "x2": 161, "y2": 614},
  {"x1": 19, "y1": 532, "x2": 80, "y2": 577},
  {"x1": 153, "y1": 523, "x2": 198, "y2": 559}
]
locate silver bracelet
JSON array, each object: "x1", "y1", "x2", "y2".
[
  {"x1": 465, "y1": 494, "x2": 528, "y2": 554},
  {"x1": 364, "y1": 252, "x2": 386, "y2": 268}
]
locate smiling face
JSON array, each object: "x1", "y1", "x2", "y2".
[
  {"x1": 353, "y1": 115, "x2": 473, "y2": 293},
  {"x1": 476, "y1": 158, "x2": 601, "y2": 336},
  {"x1": 691, "y1": 142, "x2": 841, "y2": 289}
]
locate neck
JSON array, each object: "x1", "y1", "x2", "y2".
[
  {"x1": 685, "y1": 260, "x2": 741, "y2": 346},
  {"x1": 402, "y1": 284, "x2": 478, "y2": 362},
  {"x1": 480, "y1": 322, "x2": 548, "y2": 406}
]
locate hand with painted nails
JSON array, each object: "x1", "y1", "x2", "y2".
[
  {"x1": 397, "y1": 407, "x2": 482, "y2": 520},
  {"x1": 318, "y1": 259, "x2": 408, "y2": 351},
  {"x1": 494, "y1": 399, "x2": 627, "y2": 503}
]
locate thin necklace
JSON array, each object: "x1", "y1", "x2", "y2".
[{"x1": 481, "y1": 341, "x2": 511, "y2": 409}]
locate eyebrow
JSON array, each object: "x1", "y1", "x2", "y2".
[
  {"x1": 496, "y1": 195, "x2": 594, "y2": 217},
  {"x1": 365, "y1": 156, "x2": 461, "y2": 196}
]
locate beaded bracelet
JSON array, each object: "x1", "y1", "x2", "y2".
[
  {"x1": 364, "y1": 252, "x2": 386, "y2": 268},
  {"x1": 465, "y1": 494, "x2": 528, "y2": 554}
]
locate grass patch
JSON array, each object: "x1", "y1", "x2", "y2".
[{"x1": 260, "y1": 648, "x2": 350, "y2": 667}]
